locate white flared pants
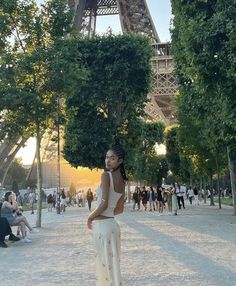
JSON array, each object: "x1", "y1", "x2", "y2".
[{"x1": 93, "y1": 218, "x2": 123, "y2": 286}]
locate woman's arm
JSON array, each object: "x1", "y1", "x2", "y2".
[
  {"x1": 87, "y1": 172, "x2": 110, "y2": 229},
  {"x1": 114, "y1": 193, "x2": 125, "y2": 216},
  {"x1": 2, "y1": 201, "x2": 16, "y2": 210}
]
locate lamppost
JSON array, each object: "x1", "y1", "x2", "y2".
[{"x1": 56, "y1": 97, "x2": 61, "y2": 214}]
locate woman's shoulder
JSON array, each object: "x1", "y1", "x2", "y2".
[
  {"x1": 101, "y1": 171, "x2": 110, "y2": 181},
  {"x1": 2, "y1": 201, "x2": 11, "y2": 208}
]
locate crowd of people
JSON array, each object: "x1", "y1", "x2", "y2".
[
  {"x1": 131, "y1": 184, "x2": 204, "y2": 215},
  {"x1": 0, "y1": 181, "x2": 231, "y2": 249}
]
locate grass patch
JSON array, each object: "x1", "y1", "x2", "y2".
[
  {"x1": 21, "y1": 203, "x2": 48, "y2": 212},
  {"x1": 214, "y1": 197, "x2": 233, "y2": 206}
]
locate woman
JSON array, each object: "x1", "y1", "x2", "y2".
[
  {"x1": 60, "y1": 189, "x2": 67, "y2": 212},
  {"x1": 86, "y1": 188, "x2": 94, "y2": 211},
  {"x1": 156, "y1": 187, "x2": 163, "y2": 214},
  {"x1": 87, "y1": 144, "x2": 127, "y2": 286},
  {"x1": 1, "y1": 191, "x2": 38, "y2": 243},
  {"x1": 141, "y1": 186, "x2": 148, "y2": 211},
  {"x1": 148, "y1": 186, "x2": 156, "y2": 211}
]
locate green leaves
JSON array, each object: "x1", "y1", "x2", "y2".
[
  {"x1": 63, "y1": 33, "x2": 153, "y2": 169},
  {"x1": 170, "y1": 0, "x2": 234, "y2": 183}
]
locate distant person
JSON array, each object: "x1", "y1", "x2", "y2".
[
  {"x1": 28, "y1": 190, "x2": 36, "y2": 214},
  {"x1": 193, "y1": 187, "x2": 199, "y2": 205},
  {"x1": 141, "y1": 186, "x2": 148, "y2": 211},
  {"x1": 156, "y1": 187, "x2": 163, "y2": 214},
  {"x1": 47, "y1": 193, "x2": 53, "y2": 212},
  {"x1": 60, "y1": 189, "x2": 67, "y2": 212},
  {"x1": 148, "y1": 186, "x2": 156, "y2": 211},
  {"x1": 17, "y1": 192, "x2": 24, "y2": 206},
  {"x1": 86, "y1": 188, "x2": 94, "y2": 211},
  {"x1": 176, "y1": 183, "x2": 185, "y2": 209},
  {"x1": 132, "y1": 187, "x2": 140, "y2": 211},
  {"x1": 187, "y1": 186, "x2": 194, "y2": 205}
]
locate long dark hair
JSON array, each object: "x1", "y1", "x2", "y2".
[
  {"x1": 109, "y1": 144, "x2": 128, "y2": 182},
  {"x1": 5, "y1": 191, "x2": 12, "y2": 202}
]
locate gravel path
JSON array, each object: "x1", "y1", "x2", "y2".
[{"x1": 1, "y1": 201, "x2": 235, "y2": 286}]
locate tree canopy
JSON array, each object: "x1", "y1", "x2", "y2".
[{"x1": 63, "y1": 33, "x2": 153, "y2": 170}]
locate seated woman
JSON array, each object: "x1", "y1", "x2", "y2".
[{"x1": 1, "y1": 191, "x2": 38, "y2": 243}]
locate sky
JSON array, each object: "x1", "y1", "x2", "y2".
[{"x1": 16, "y1": 0, "x2": 172, "y2": 165}]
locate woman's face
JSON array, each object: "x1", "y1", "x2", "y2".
[
  {"x1": 105, "y1": 150, "x2": 122, "y2": 171},
  {"x1": 8, "y1": 193, "x2": 13, "y2": 201}
]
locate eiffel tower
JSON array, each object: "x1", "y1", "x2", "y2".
[{"x1": 68, "y1": 0, "x2": 178, "y2": 125}]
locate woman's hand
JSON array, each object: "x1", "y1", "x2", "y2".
[{"x1": 87, "y1": 217, "x2": 93, "y2": 230}]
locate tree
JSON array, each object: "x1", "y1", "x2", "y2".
[
  {"x1": 176, "y1": 92, "x2": 228, "y2": 206},
  {"x1": 171, "y1": 0, "x2": 236, "y2": 213},
  {"x1": 0, "y1": 0, "x2": 84, "y2": 226},
  {"x1": 1, "y1": 158, "x2": 26, "y2": 189},
  {"x1": 12, "y1": 180, "x2": 19, "y2": 196},
  {"x1": 144, "y1": 154, "x2": 168, "y2": 187},
  {"x1": 132, "y1": 120, "x2": 165, "y2": 182},
  {"x1": 165, "y1": 126, "x2": 193, "y2": 183},
  {"x1": 63, "y1": 33, "x2": 153, "y2": 170}
]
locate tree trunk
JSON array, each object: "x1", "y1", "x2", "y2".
[
  {"x1": 227, "y1": 145, "x2": 236, "y2": 215},
  {"x1": 127, "y1": 181, "x2": 131, "y2": 203},
  {"x1": 1, "y1": 138, "x2": 26, "y2": 185},
  {"x1": 199, "y1": 176, "x2": 202, "y2": 202},
  {"x1": 36, "y1": 125, "x2": 43, "y2": 227},
  {"x1": 210, "y1": 175, "x2": 215, "y2": 206},
  {"x1": 189, "y1": 175, "x2": 193, "y2": 187},
  {"x1": 216, "y1": 156, "x2": 221, "y2": 209},
  {"x1": 203, "y1": 177, "x2": 207, "y2": 204}
]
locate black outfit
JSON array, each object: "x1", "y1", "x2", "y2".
[
  {"x1": 87, "y1": 192, "x2": 94, "y2": 211},
  {"x1": 132, "y1": 192, "x2": 140, "y2": 210},
  {"x1": 0, "y1": 217, "x2": 20, "y2": 247},
  {"x1": 156, "y1": 190, "x2": 163, "y2": 202},
  {"x1": 193, "y1": 188, "x2": 198, "y2": 196}
]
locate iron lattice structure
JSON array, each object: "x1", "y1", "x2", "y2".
[{"x1": 68, "y1": 0, "x2": 177, "y2": 124}]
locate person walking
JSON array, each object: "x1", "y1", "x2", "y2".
[
  {"x1": 47, "y1": 193, "x2": 54, "y2": 212},
  {"x1": 193, "y1": 186, "x2": 200, "y2": 205},
  {"x1": 156, "y1": 187, "x2": 164, "y2": 214},
  {"x1": 148, "y1": 186, "x2": 156, "y2": 211},
  {"x1": 86, "y1": 188, "x2": 94, "y2": 211},
  {"x1": 176, "y1": 183, "x2": 185, "y2": 209},
  {"x1": 187, "y1": 186, "x2": 194, "y2": 205},
  {"x1": 87, "y1": 144, "x2": 127, "y2": 286},
  {"x1": 132, "y1": 187, "x2": 139, "y2": 211},
  {"x1": 28, "y1": 189, "x2": 36, "y2": 214},
  {"x1": 141, "y1": 186, "x2": 148, "y2": 211},
  {"x1": 60, "y1": 189, "x2": 67, "y2": 212}
]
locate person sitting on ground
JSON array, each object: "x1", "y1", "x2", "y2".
[
  {"x1": 0, "y1": 216, "x2": 20, "y2": 248},
  {"x1": 1, "y1": 191, "x2": 39, "y2": 243}
]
